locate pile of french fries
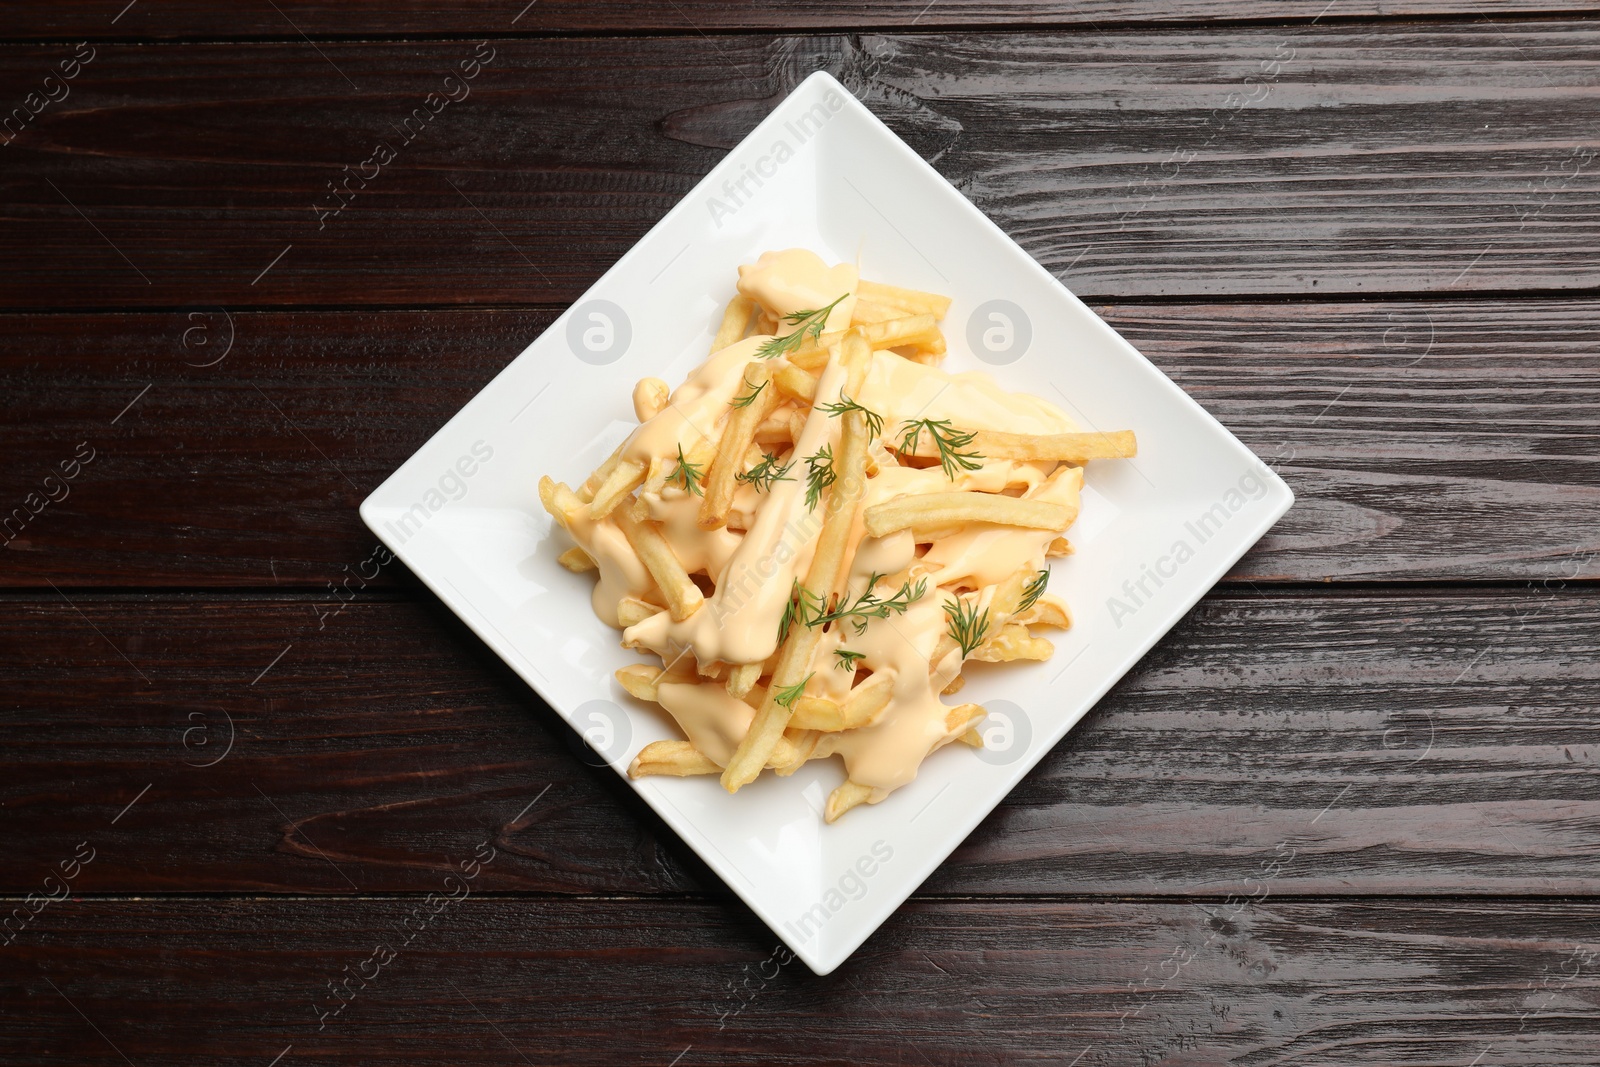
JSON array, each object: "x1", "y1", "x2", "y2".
[{"x1": 539, "y1": 255, "x2": 1136, "y2": 822}]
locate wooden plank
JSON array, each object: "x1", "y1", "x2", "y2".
[
  {"x1": 4, "y1": 592, "x2": 1597, "y2": 896},
  {"x1": 2, "y1": 1, "x2": 1597, "y2": 37},
  {"x1": 2, "y1": 301, "x2": 1594, "y2": 586},
  {"x1": 3, "y1": 897, "x2": 1597, "y2": 1064},
  {"x1": 1, "y1": 24, "x2": 1597, "y2": 306}
]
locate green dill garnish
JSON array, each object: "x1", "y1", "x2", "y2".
[
  {"x1": 778, "y1": 581, "x2": 824, "y2": 643},
  {"x1": 834, "y1": 648, "x2": 866, "y2": 670},
  {"x1": 730, "y1": 377, "x2": 767, "y2": 409},
  {"x1": 773, "y1": 674, "x2": 813, "y2": 709},
  {"x1": 813, "y1": 574, "x2": 928, "y2": 636},
  {"x1": 944, "y1": 595, "x2": 991, "y2": 658},
  {"x1": 816, "y1": 393, "x2": 885, "y2": 438},
  {"x1": 756, "y1": 294, "x2": 848, "y2": 360},
  {"x1": 736, "y1": 451, "x2": 792, "y2": 493},
  {"x1": 668, "y1": 444, "x2": 704, "y2": 496},
  {"x1": 1017, "y1": 569, "x2": 1050, "y2": 613},
  {"x1": 896, "y1": 418, "x2": 984, "y2": 480},
  {"x1": 804, "y1": 444, "x2": 836, "y2": 509}
]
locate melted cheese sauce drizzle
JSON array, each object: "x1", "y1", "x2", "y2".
[{"x1": 557, "y1": 248, "x2": 1083, "y2": 794}]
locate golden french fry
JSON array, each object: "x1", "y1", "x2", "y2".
[
  {"x1": 945, "y1": 702, "x2": 986, "y2": 735},
  {"x1": 632, "y1": 377, "x2": 670, "y2": 422},
  {"x1": 615, "y1": 510, "x2": 703, "y2": 622},
  {"x1": 942, "y1": 674, "x2": 965, "y2": 695},
  {"x1": 589, "y1": 459, "x2": 647, "y2": 520},
  {"x1": 898, "y1": 428, "x2": 1136, "y2": 464},
  {"x1": 825, "y1": 780, "x2": 878, "y2": 823},
  {"x1": 972, "y1": 623, "x2": 1053, "y2": 663},
  {"x1": 990, "y1": 568, "x2": 1031, "y2": 618},
  {"x1": 788, "y1": 672, "x2": 893, "y2": 731},
  {"x1": 864, "y1": 492, "x2": 1076, "y2": 539},
  {"x1": 850, "y1": 300, "x2": 901, "y2": 325},
  {"x1": 726, "y1": 662, "x2": 761, "y2": 699},
  {"x1": 712, "y1": 294, "x2": 756, "y2": 353},
  {"x1": 629, "y1": 740, "x2": 720, "y2": 778},
  {"x1": 1047, "y1": 536, "x2": 1074, "y2": 557},
  {"x1": 858, "y1": 279, "x2": 953, "y2": 319},
  {"x1": 581, "y1": 441, "x2": 626, "y2": 498},
  {"x1": 615, "y1": 663, "x2": 663, "y2": 702},
  {"x1": 538, "y1": 476, "x2": 585, "y2": 528},
  {"x1": 616, "y1": 596, "x2": 659, "y2": 628},
  {"x1": 721, "y1": 333, "x2": 874, "y2": 792},
  {"x1": 773, "y1": 362, "x2": 818, "y2": 403},
  {"x1": 790, "y1": 314, "x2": 939, "y2": 370},
  {"x1": 1016, "y1": 595, "x2": 1071, "y2": 629},
  {"x1": 700, "y1": 362, "x2": 779, "y2": 530},
  {"x1": 959, "y1": 728, "x2": 983, "y2": 747},
  {"x1": 557, "y1": 546, "x2": 596, "y2": 572}
]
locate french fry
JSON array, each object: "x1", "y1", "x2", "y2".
[
  {"x1": 712, "y1": 294, "x2": 756, "y2": 353},
  {"x1": 721, "y1": 333, "x2": 873, "y2": 792},
  {"x1": 960, "y1": 728, "x2": 983, "y2": 747},
  {"x1": 945, "y1": 702, "x2": 986, "y2": 735},
  {"x1": 825, "y1": 780, "x2": 878, "y2": 823},
  {"x1": 858, "y1": 279, "x2": 953, "y2": 319},
  {"x1": 788, "y1": 672, "x2": 893, "y2": 731},
  {"x1": 864, "y1": 492, "x2": 1076, "y2": 539},
  {"x1": 632, "y1": 377, "x2": 670, "y2": 422},
  {"x1": 789, "y1": 314, "x2": 939, "y2": 370},
  {"x1": 538, "y1": 476, "x2": 585, "y2": 528},
  {"x1": 1015, "y1": 595, "x2": 1071, "y2": 629},
  {"x1": 616, "y1": 596, "x2": 658, "y2": 628},
  {"x1": 726, "y1": 662, "x2": 761, "y2": 699},
  {"x1": 897, "y1": 428, "x2": 1136, "y2": 464},
  {"x1": 700, "y1": 362, "x2": 779, "y2": 530},
  {"x1": 972, "y1": 623, "x2": 1053, "y2": 662},
  {"x1": 615, "y1": 510, "x2": 704, "y2": 622},
  {"x1": 589, "y1": 459, "x2": 647, "y2": 520},
  {"x1": 942, "y1": 674, "x2": 965, "y2": 695},
  {"x1": 629, "y1": 740, "x2": 720, "y2": 779},
  {"x1": 1047, "y1": 536, "x2": 1074, "y2": 556},
  {"x1": 773, "y1": 362, "x2": 818, "y2": 403},
  {"x1": 581, "y1": 441, "x2": 626, "y2": 498},
  {"x1": 558, "y1": 547, "x2": 596, "y2": 572},
  {"x1": 615, "y1": 663, "x2": 663, "y2": 702},
  {"x1": 849, "y1": 300, "x2": 901, "y2": 324}
]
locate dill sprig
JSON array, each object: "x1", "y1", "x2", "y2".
[
  {"x1": 669, "y1": 444, "x2": 704, "y2": 496},
  {"x1": 813, "y1": 574, "x2": 929, "y2": 636},
  {"x1": 816, "y1": 393, "x2": 885, "y2": 438},
  {"x1": 1017, "y1": 569, "x2": 1050, "y2": 613},
  {"x1": 736, "y1": 451, "x2": 792, "y2": 493},
  {"x1": 756, "y1": 294, "x2": 848, "y2": 360},
  {"x1": 778, "y1": 581, "x2": 824, "y2": 643},
  {"x1": 834, "y1": 648, "x2": 866, "y2": 670},
  {"x1": 772, "y1": 673, "x2": 813, "y2": 710},
  {"x1": 730, "y1": 377, "x2": 767, "y2": 409},
  {"x1": 944, "y1": 595, "x2": 991, "y2": 659},
  {"x1": 804, "y1": 444, "x2": 836, "y2": 509},
  {"x1": 896, "y1": 418, "x2": 984, "y2": 480}
]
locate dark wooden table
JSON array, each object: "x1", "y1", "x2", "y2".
[{"x1": 3, "y1": 2, "x2": 1598, "y2": 1063}]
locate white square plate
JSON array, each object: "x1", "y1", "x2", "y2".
[{"x1": 361, "y1": 71, "x2": 1293, "y2": 975}]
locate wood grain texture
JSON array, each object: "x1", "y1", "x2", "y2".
[
  {"x1": 3, "y1": 897, "x2": 1597, "y2": 1065},
  {"x1": 2, "y1": 0, "x2": 1595, "y2": 37},
  {"x1": 3, "y1": 300, "x2": 1595, "y2": 586},
  {"x1": 3, "y1": 592, "x2": 1596, "y2": 896},
  {"x1": 2, "y1": 23, "x2": 1598, "y2": 306}
]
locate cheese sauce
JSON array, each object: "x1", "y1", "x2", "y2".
[{"x1": 559, "y1": 248, "x2": 1083, "y2": 796}]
